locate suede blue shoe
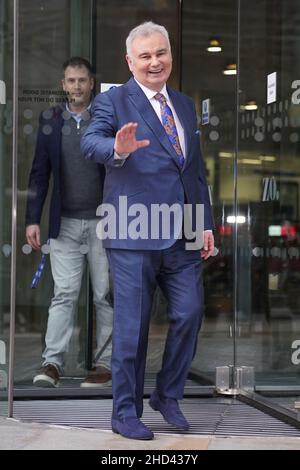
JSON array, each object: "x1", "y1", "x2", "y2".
[
  {"x1": 149, "y1": 390, "x2": 189, "y2": 430},
  {"x1": 111, "y1": 417, "x2": 154, "y2": 440}
]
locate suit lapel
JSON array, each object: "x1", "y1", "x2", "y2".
[{"x1": 126, "y1": 79, "x2": 184, "y2": 169}]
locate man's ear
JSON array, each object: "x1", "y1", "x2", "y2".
[
  {"x1": 61, "y1": 79, "x2": 66, "y2": 92},
  {"x1": 126, "y1": 54, "x2": 133, "y2": 72}
]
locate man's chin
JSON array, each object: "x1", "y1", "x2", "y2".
[
  {"x1": 146, "y1": 77, "x2": 165, "y2": 90},
  {"x1": 68, "y1": 98, "x2": 84, "y2": 107}
]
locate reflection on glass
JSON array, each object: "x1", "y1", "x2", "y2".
[
  {"x1": 238, "y1": 0, "x2": 300, "y2": 399},
  {"x1": 182, "y1": 0, "x2": 237, "y2": 383}
]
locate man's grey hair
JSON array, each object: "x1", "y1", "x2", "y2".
[{"x1": 126, "y1": 21, "x2": 171, "y2": 57}]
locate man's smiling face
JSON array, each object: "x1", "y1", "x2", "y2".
[{"x1": 126, "y1": 32, "x2": 172, "y2": 92}]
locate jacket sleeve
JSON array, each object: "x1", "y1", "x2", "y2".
[
  {"x1": 25, "y1": 114, "x2": 51, "y2": 226},
  {"x1": 81, "y1": 92, "x2": 120, "y2": 168}
]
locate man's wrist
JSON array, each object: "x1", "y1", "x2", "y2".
[{"x1": 114, "y1": 150, "x2": 130, "y2": 160}]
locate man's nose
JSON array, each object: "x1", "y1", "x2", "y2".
[{"x1": 150, "y1": 56, "x2": 160, "y2": 67}]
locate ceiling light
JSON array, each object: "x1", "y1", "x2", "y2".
[
  {"x1": 239, "y1": 158, "x2": 262, "y2": 165},
  {"x1": 207, "y1": 39, "x2": 222, "y2": 52},
  {"x1": 244, "y1": 100, "x2": 258, "y2": 111},
  {"x1": 227, "y1": 215, "x2": 246, "y2": 224},
  {"x1": 219, "y1": 151, "x2": 234, "y2": 158},
  {"x1": 259, "y1": 155, "x2": 276, "y2": 162},
  {"x1": 223, "y1": 63, "x2": 237, "y2": 75}
]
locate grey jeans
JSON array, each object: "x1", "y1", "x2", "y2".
[{"x1": 42, "y1": 217, "x2": 113, "y2": 373}]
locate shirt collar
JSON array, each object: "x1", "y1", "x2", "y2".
[
  {"x1": 66, "y1": 101, "x2": 92, "y2": 117},
  {"x1": 134, "y1": 78, "x2": 169, "y2": 102}
]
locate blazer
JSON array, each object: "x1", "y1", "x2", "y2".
[
  {"x1": 25, "y1": 104, "x2": 105, "y2": 239},
  {"x1": 81, "y1": 78, "x2": 214, "y2": 250}
]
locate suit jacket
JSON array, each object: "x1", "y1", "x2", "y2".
[
  {"x1": 81, "y1": 78, "x2": 214, "y2": 250},
  {"x1": 25, "y1": 104, "x2": 105, "y2": 239}
]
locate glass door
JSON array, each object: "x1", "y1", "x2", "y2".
[
  {"x1": 238, "y1": 0, "x2": 300, "y2": 414},
  {"x1": 14, "y1": 0, "x2": 93, "y2": 394},
  {"x1": 181, "y1": 0, "x2": 237, "y2": 385}
]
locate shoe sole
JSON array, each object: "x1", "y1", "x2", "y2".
[
  {"x1": 33, "y1": 374, "x2": 58, "y2": 388},
  {"x1": 149, "y1": 399, "x2": 189, "y2": 430},
  {"x1": 80, "y1": 380, "x2": 112, "y2": 388},
  {"x1": 112, "y1": 427, "x2": 154, "y2": 440}
]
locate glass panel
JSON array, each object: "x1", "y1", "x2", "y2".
[
  {"x1": 0, "y1": 0, "x2": 13, "y2": 414},
  {"x1": 238, "y1": 0, "x2": 300, "y2": 411},
  {"x1": 15, "y1": 0, "x2": 93, "y2": 392},
  {"x1": 182, "y1": 0, "x2": 237, "y2": 383}
]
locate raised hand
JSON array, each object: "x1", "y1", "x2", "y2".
[{"x1": 114, "y1": 122, "x2": 150, "y2": 155}]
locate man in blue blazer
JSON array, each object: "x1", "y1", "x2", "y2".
[
  {"x1": 81, "y1": 22, "x2": 214, "y2": 440},
  {"x1": 26, "y1": 57, "x2": 113, "y2": 389}
]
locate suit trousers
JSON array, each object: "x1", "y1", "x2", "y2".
[{"x1": 107, "y1": 238, "x2": 203, "y2": 419}]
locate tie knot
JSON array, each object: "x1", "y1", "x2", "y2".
[{"x1": 154, "y1": 93, "x2": 167, "y2": 105}]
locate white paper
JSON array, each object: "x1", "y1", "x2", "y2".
[
  {"x1": 100, "y1": 83, "x2": 123, "y2": 93},
  {"x1": 267, "y1": 72, "x2": 277, "y2": 104},
  {"x1": 202, "y1": 98, "x2": 210, "y2": 125}
]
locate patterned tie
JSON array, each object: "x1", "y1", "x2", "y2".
[{"x1": 154, "y1": 93, "x2": 184, "y2": 168}]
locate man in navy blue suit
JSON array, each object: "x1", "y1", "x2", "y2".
[
  {"x1": 81, "y1": 22, "x2": 214, "y2": 440},
  {"x1": 26, "y1": 57, "x2": 113, "y2": 389}
]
